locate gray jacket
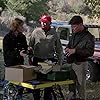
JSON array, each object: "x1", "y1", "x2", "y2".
[{"x1": 29, "y1": 27, "x2": 63, "y2": 64}]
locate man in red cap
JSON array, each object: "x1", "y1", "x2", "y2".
[
  {"x1": 29, "y1": 14, "x2": 63, "y2": 100},
  {"x1": 39, "y1": 15, "x2": 52, "y2": 33}
]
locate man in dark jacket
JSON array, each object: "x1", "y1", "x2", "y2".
[{"x1": 65, "y1": 16, "x2": 94, "y2": 100}]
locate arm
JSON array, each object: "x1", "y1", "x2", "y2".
[
  {"x1": 19, "y1": 35, "x2": 28, "y2": 57},
  {"x1": 3, "y1": 35, "x2": 19, "y2": 58},
  {"x1": 55, "y1": 34, "x2": 64, "y2": 65},
  {"x1": 65, "y1": 34, "x2": 95, "y2": 58},
  {"x1": 22, "y1": 35, "x2": 28, "y2": 51},
  {"x1": 28, "y1": 32, "x2": 35, "y2": 65},
  {"x1": 75, "y1": 35, "x2": 95, "y2": 57},
  {"x1": 29, "y1": 32, "x2": 35, "y2": 49}
]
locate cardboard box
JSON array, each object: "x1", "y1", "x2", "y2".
[{"x1": 5, "y1": 65, "x2": 37, "y2": 82}]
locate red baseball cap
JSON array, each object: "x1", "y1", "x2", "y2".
[{"x1": 39, "y1": 15, "x2": 51, "y2": 23}]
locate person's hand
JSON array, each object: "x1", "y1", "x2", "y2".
[
  {"x1": 65, "y1": 48, "x2": 76, "y2": 56},
  {"x1": 28, "y1": 47, "x2": 33, "y2": 51},
  {"x1": 20, "y1": 50, "x2": 27, "y2": 57}
]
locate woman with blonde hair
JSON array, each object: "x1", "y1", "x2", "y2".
[
  {"x1": 3, "y1": 18, "x2": 28, "y2": 99},
  {"x1": 3, "y1": 18, "x2": 28, "y2": 67}
]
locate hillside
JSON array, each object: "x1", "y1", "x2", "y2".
[
  {"x1": 0, "y1": 0, "x2": 100, "y2": 37},
  {"x1": 47, "y1": 0, "x2": 100, "y2": 24}
]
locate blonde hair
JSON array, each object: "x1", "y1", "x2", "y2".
[{"x1": 10, "y1": 18, "x2": 24, "y2": 31}]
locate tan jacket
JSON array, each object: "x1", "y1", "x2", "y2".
[{"x1": 29, "y1": 27, "x2": 63, "y2": 64}]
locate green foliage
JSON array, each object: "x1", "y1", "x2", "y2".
[
  {"x1": 84, "y1": 0, "x2": 100, "y2": 18},
  {"x1": 0, "y1": 0, "x2": 7, "y2": 11},
  {"x1": 6, "y1": 0, "x2": 49, "y2": 22}
]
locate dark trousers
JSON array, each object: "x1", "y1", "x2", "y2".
[
  {"x1": 17, "y1": 87, "x2": 40, "y2": 100},
  {"x1": 44, "y1": 87, "x2": 53, "y2": 100},
  {"x1": 32, "y1": 57, "x2": 54, "y2": 100},
  {"x1": 69, "y1": 69, "x2": 77, "y2": 98},
  {"x1": 17, "y1": 87, "x2": 53, "y2": 100},
  {"x1": 27, "y1": 87, "x2": 53, "y2": 100},
  {"x1": 28, "y1": 89, "x2": 40, "y2": 100}
]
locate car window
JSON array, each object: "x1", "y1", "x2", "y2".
[
  {"x1": 57, "y1": 27, "x2": 70, "y2": 41},
  {"x1": 88, "y1": 28, "x2": 100, "y2": 40}
]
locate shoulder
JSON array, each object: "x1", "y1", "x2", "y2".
[
  {"x1": 32, "y1": 27, "x2": 42, "y2": 34},
  {"x1": 83, "y1": 31, "x2": 95, "y2": 43},
  {"x1": 30, "y1": 27, "x2": 43, "y2": 39},
  {"x1": 3, "y1": 32, "x2": 10, "y2": 40},
  {"x1": 86, "y1": 31, "x2": 95, "y2": 39},
  {"x1": 50, "y1": 27, "x2": 56, "y2": 33},
  {"x1": 48, "y1": 27, "x2": 58, "y2": 37},
  {"x1": 19, "y1": 33, "x2": 26, "y2": 39},
  {"x1": 31, "y1": 27, "x2": 42, "y2": 36}
]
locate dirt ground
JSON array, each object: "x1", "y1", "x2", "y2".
[{"x1": 86, "y1": 81, "x2": 100, "y2": 100}]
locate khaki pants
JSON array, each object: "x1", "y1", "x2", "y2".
[{"x1": 69, "y1": 62, "x2": 88, "y2": 100}]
